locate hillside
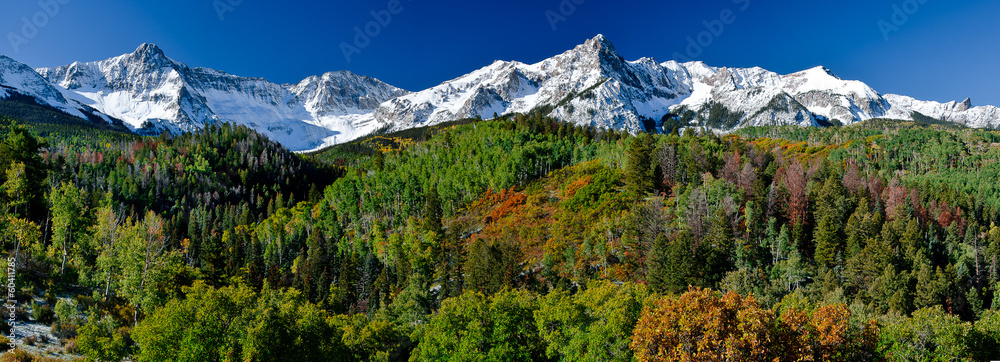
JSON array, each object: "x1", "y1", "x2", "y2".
[{"x1": 2, "y1": 115, "x2": 1000, "y2": 360}]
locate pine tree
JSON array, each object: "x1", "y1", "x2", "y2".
[
  {"x1": 646, "y1": 234, "x2": 671, "y2": 293},
  {"x1": 423, "y1": 187, "x2": 443, "y2": 237},
  {"x1": 0, "y1": 126, "x2": 48, "y2": 220},
  {"x1": 813, "y1": 214, "x2": 843, "y2": 268},
  {"x1": 625, "y1": 134, "x2": 655, "y2": 197}
]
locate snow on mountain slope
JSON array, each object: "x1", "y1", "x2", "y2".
[
  {"x1": 8, "y1": 35, "x2": 999, "y2": 151},
  {"x1": 374, "y1": 35, "x2": 689, "y2": 132},
  {"x1": 0, "y1": 55, "x2": 98, "y2": 120},
  {"x1": 36, "y1": 44, "x2": 408, "y2": 151},
  {"x1": 372, "y1": 35, "x2": 1000, "y2": 133},
  {"x1": 882, "y1": 94, "x2": 1000, "y2": 128}
]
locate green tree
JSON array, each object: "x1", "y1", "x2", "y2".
[
  {"x1": 77, "y1": 315, "x2": 128, "y2": 362},
  {"x1": 422, "y1": 187, "x2": 442, "y2": 236},
  {"x1": 914, "y1": 264, "x2": 946, "y2": 309},
  {"x1": 975, "y1": 310, "x2": 1000, "y2": 360},
  {"x1": 49, "y1": 182, "x2": 88, "y2": 276},
  {"x1": 0, "y1": 125, "x2": 47, "y2": 220},
  {"x1": 92, "y1": 199, "x2": 126, "y2": 297},
  {"x1": 878, "y1": 307, "x2": 973, "y2": 360},
  {"x1": 661, "y1": 230, "x2": 705, "y2": 294},
  {"x1": 646, "y1": 234, "x2": 671, "y2": 293},
  {"x1": 535, "y1": 281, "x2": 649, "y2": 361},
  {"x1": 814, "y1": 214, "x2": 843, "y2": 268},
  {"x1": 134, "y1": 281, "x2": 348, "y2": 362},
  {"x1": 1, "y1": 162, "x2": 30, "y2": 218},
  {"x1": 412, "y1": 289, "x2": 542, "y2": 361},
  {"x1": 625, "y1": 134, "x2": 655, "y2": 197},
  {"x1": 116, "y1": 211, "x2": 183, "y2": 325}
]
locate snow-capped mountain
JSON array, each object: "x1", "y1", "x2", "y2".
[
  {"x1": 374, "y1": 35, "x2": 687, "y2": 132},
  {"x1": 0, "y1": 55, "x2": 117, "y2": 125},
  {"x1": 35, "y1": 44, "x2": 408, "y2": 151},
  {"x1": 374, "y1": 34, "x2": 1000, "y2": 132},
  {"x1": 3, "y1": 35, "x2": 998, "y2": 152}
]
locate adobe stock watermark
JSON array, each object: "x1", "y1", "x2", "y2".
[
  {"x1": 672, "y1": 0, "x2": 750, "y2": 63},
  {"x1": 6, "y1": 0, "x2": 72, "y2": 54},
  {"x1": 545, "y1": 0, "x2": 586, "y2": 31},
  {"x1": 341, "y1": 0, "x2": 414, "y2": 64},
  {"x1": 877, "y1": 0, "x2": 929, "y2": 41},
  {"x1": 214, "y1": 0, "x2": 244, "y2": 22},
  {"x1": 5, "y1": 255, "x2": 16, "y2": 352}
]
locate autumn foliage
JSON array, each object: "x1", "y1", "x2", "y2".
[{"x1": 631, "y1": 288, "x2": 878, "y2": 362}]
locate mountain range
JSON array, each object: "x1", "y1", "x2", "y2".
[{"x1": 1, "y1": 35, "x2": 997, "y2": 151}]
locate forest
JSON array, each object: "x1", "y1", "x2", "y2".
[{"x1": 1, "y1": 113, "x2": 1000, "y2": 361}]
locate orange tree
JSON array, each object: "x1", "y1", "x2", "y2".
[{"x1": 630, "y1": 287, "x2": 774, "y2": 361}]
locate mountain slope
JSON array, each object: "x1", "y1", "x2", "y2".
[{"x1": 0, "y1": 55, "x2": 126, "y2": 130}]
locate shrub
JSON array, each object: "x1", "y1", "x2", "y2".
[
  {"x1": 74, "y1": 294, "x2": 96, "y2": 311},
  {"x1": 51, "y1": 321, "x2": 78, "y2": 339},
  {"x1": 77, "y1": 316, "x2": 128, "y2": 362},
  {"x1": 62, "y1": 339, "x2": 79, "y2": 355},
  {"x1": 0, "y1": 349, "x2": 34, "y2": 362},
  {"x1": 14, "y1": 308, "x2": 29, "y2": 322},
  {"x1": 54, "y1": 299, "x2": 78, "y2": 323},
  {"x1": 31, "y1": 303, "x2": 55, "y2": 324}
]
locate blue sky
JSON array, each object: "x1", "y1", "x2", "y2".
[{"x1": 3, "y1": 0, "x2": 999, "y2": 106}]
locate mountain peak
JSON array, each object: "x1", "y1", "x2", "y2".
[
  {"x1": 127, "y1": 43, "x2": 172, "y2": 67},
  {"x1": 806, "y1": 65, "x2": 839, "y2": 79},
  {"x1": 565, "y1": 34, "x2": 625, "y2": 72},
  {"x1": 960, "y1": 97, "x2": 973, "y2": 110},
  {"x1": 584, "y1": 34, "x2": 616, "y2": 53},
  {"x1": 134, "y1": 43, "x2": 164, "y2": 57}
]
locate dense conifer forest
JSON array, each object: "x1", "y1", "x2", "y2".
[{"x1": 2, "y1": 113, "x2": 1000, "y2": 361}]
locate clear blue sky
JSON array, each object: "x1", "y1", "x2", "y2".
[{"x1": 3, "y1": 0, "x2": 999, "y2": 106}]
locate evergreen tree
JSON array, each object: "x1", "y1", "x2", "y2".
[
  {"x1": 0, "y1": 125, "x2": 47, "y2": 220},
  {"x1": 813, "y1": 214, "x2": 843, "y2": 268},
  {"x1": 422, "y1": 187, "x2": 443, "y2": 237},
  {"x1": 625, "y1": 134, "x2": 655, "y2": 197},
  {"x1": 646, "y1": 234, "x2": 671, "y2": 293}
]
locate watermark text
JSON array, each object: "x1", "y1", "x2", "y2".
[
  {"x1": 878, "y1": 0, "x2": 929, "y2": 41},
  {"x1": 214, "y1": 0, "x2": 244, "y2": 22},
  {"x1": 546, "y1": 0, "x2": 587, "y2": 31},
  {"x1": 672, "y1": 0, "x2": 750, "y2": 63},
  {"x1": 6, "y1": 0, "x2": 72, "y2": 54},
  {"x1": 6, "y1": 255, "x2": 16, "y2": 351},
  {"x1": 341, "y1": 0, "x2": 413, "y2": 63}
]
